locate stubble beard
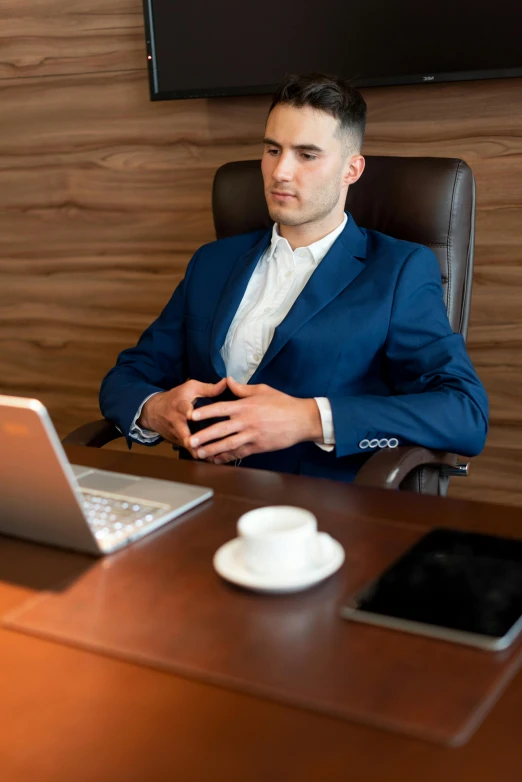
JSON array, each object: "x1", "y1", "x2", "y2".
[{"x1": 266, "y1": 175, "x2": 344, "y2": 228}]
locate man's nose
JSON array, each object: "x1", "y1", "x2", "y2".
[{"x1": 272, "y1": 153, "x2": 294, "y2": 182}]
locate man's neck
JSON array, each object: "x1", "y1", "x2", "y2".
[{"x1": 278, "y1": 211, "x2": 346, "y2": 251}]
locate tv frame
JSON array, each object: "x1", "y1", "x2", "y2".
[{"x1": 143, "y1": 0, "x2": 522, "y2": 101}]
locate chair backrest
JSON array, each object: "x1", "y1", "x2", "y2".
[{"x1": 212, "y1": 156, "x2": 476, "y2": 338}]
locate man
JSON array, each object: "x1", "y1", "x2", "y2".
[{"x1": 100, "y1": 73, "x2": 488, "y2": 484}]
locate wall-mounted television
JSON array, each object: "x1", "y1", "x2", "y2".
[{"x1": 143, "y1": 0, "x2": 522, "y2": 100}]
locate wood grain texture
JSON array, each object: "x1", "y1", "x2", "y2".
[
  {"x1": 0, "y1": 1, "x2": 521, "y2": 505},
  {"x1": 0, "y1": 70, "x2": 268, "y2": 259},
  {"x1": 3, "y1": 453, "x2": 522, "y2": 782},
  {"x1": 7, "y1": 481, "x2": 521, "y2": 746},
  {"x1": 0, "y1": 0, "x2": 146, "y2": 79}
]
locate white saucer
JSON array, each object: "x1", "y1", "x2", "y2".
[{"x1": 213, "y1": 532, "x2": 345, "y2": 594}]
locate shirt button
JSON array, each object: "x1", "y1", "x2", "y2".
[
  {"x1": 285, "y1": 271, "x2": 292, "y2": 279},
  {"x1": 264, "y1": 307, "x2": 270, "y2": 313},
  {"x1": 253, "y1": 353, "x2": 260, "y2": 362}
]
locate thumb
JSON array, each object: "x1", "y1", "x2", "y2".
[
  {"x1": 227, "y1": 376, "x2": 257, "y2": 396},
  {"x1": 205, "y1": 377, "x2": 228, "y2": 396}
]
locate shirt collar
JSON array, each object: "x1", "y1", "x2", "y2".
[{"x1": 267, "y1": 213, "x2": 348, "y2": 265}]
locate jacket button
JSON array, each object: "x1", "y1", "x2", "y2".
[
  {"x1": 359, "y1": 439, "x2": 370, "y2": 449},
  {"x1": 388, "y1": 438, "x2": 399, "y2": 448},
  {"x1": 378, "y1": 439, "x2": 388, "y2": 448},
  {"x1": 369, "y1": 439, "x2": 379, "y2": 448}
]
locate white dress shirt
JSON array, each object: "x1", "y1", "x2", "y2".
[{"x1": 130, "y1": 216, "x2": 347, "y2": 448}]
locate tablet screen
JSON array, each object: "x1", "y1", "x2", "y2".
[{"x1": 348, "y1": 528, "x2": 522, "y2": 640}]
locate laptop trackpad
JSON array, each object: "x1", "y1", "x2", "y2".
[{"x1": 76, "y1": 471, "x2": 142, "y2": 494}]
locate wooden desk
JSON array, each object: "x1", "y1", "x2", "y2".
[{"x1": 0, "y1": 445, "x2": 521, "y2": 782}]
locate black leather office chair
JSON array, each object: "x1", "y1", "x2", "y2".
[{"x1": 64, "y1": 156, "x2": 476, "y2": 496}]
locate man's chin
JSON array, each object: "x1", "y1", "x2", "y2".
[{"x1": 267, "y1": 205, "x2": 303, "y2": 226}]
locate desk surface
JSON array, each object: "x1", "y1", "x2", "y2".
[{"x1": 0, "y1": 445, "x2": 521, "y2": 782}]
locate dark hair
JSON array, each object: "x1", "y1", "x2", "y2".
[{"x1": 268, "y1": 73, "x2": 367, "y2": 152}]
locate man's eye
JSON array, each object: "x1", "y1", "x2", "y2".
[
  {"x1": 267, "y1": 148, "x2": 280, "y2": 156},
  {"x1": 301, "y1": 153, "x2": 316, "y2": 161}
]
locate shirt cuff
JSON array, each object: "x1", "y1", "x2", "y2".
[
  {"x1": 129, "y1": 392, "x2": 162, "y2": 444},
  {"x1": 313, "y1": 397, "x2": 335, "y2": 453}
]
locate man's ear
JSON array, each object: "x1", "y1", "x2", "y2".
[{"x1": 343, "y1": 154, "x2": 365, "y2": 188}]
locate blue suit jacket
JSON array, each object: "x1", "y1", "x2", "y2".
[{"x1": 100, "y1": 214, "x2": 488, "y2": 483}]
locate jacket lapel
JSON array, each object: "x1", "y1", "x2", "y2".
[
  {"x1": 251, "y1": 214, "x2": 367, "y2": 380},
  {"x1": 210, "y1": 229, "x2": 271, "y2": 377}
]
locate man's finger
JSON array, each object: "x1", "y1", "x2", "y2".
[
  {"x1": 209, "y1": 452, "x2": 236, "y2": 464},
  {"x1": 213, "y1": 445, "x2": 252, "y2": 464},
  {"x1": 205, "y1": 452, "x2": 233, "y2": 463},
  {"x1": 178, "y1": 399, "x2": 194, "y2": 418},
  {"x1": 226, "y1": 376, "x2": 258, "y2": 397},
  {"x1": 206, "y1": 377, "x2": 228, "y2": 395},
  {"x1": 175, "y1": 420, "x2": 191, "y2": 446},
  {"x1": 160, "y1": 417, "x2": 191, "y2": 448},
  {"x1": 188, "y1": 418, "x2": 243, "y2": 448},
  {"x1": 191, "y1": 400, "x2": 240, "y2": 421},
  {"x1": 190, "y1": 377, "x2": 227, "y2": 397},
  {"x1": 194, "y1": 431, "x2": 251, "y2": 459}
]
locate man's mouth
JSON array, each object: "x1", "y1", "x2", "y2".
[{"x1": 271, "y1": 191, "x2": 297, "y2": 201}]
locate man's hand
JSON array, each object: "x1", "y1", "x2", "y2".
[
  {"x1": 185, "y1": 376, "x2": 323, "y2": 463},
  {"x1": 138, "y1": 377, "x2": 228, "y2": 447}
]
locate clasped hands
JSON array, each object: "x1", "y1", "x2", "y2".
[{"x1": 138, "y1": 376, "x2": 323, "y2": 464}]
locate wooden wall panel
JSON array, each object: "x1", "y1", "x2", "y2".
[
  {"x1": 0, "y1": 0, "x2": 145, "y2": 78},
  {"x1": 1, "y1": 0, "x2": 522, "y2": 505},
  {"x1": 0, "y1": 71, "x2": 269, "y2": 260}
]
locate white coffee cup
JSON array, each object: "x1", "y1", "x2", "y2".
[{"x1": 237, "y1": 505, "x2": 320, "y2": 576}]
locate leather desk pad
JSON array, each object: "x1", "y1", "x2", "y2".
[{"x1": 4, "y1": 495, "x2": 522, "y2": 746}]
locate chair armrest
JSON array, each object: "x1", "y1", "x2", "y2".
[
  {"x1": 353, "y1": 446, "x2": 459, "y2": 490},
  {"x1": 62, "y1": 419, "x2": 123, "y2": 448}
]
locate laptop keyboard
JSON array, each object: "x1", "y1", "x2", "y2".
[{"x1": 80, "y1": 488, "x2": 171, "y2": 546}]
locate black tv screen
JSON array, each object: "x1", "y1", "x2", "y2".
[{"x1": 143, "y1": 0, "x2": 522, "y2": 100}]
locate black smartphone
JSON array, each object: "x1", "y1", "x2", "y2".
[{"x1": 341, "y1": 527, "x2": 522, "y2": 651}]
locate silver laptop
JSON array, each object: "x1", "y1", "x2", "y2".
[{"x1": 0, "y1": 395, "x2": 213, "y2": 555}]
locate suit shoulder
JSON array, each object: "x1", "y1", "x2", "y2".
[
  {"x1": 360, "y1": 227, "x2": 443, "y2": 299},
  {"x1": 197, "y1": 228, "x2": 269, "y2": 258},
  {"x1": 362, "y1": 226, "x2": 433, "y2": 264}
]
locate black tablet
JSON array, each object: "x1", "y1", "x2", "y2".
[{"x1": 340, "y1": 527, "x2": 522, "y2": 651}]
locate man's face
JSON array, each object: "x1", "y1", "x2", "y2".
[{"x1": 262, "y1": 103, "x2": 354, "y2": 228}]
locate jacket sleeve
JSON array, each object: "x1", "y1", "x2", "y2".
[
  {"x1": 328, "y1": 246, "x2": 489, "y2": 458},
  {"x1": 99, "y1": 248, "x2": 201, "y2": 447}
]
